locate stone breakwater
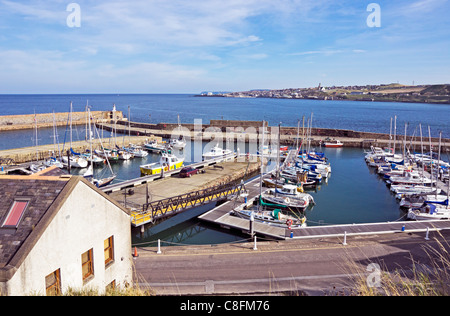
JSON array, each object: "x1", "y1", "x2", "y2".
[
  {"x1": 0, "y1": 111, "x2": 123, "y2": 131},
  {"x1": 0, "y1": 135, "x2": 159, "y2": 165},
  {"x1": 108, "y1": 119, "x2": 450, "y2": 151}
]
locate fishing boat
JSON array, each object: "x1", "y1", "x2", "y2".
[
  {"x1": 140, "y1": 152, "x2": 184, "y2": 176},
  {"x1": 323, "y1": 139, "x2": 343, "y2": 148},
  {"x1": 202, "y1": 144, "x2": 234, "y2": 161},
  {"x1": 234, "y1": 209, "x2": 307, "y2": 228}
]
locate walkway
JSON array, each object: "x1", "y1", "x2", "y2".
[{"x1": 134, "y1": 229, "x2": 450, "y2": 295}]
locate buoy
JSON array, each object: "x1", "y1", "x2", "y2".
[{"x1": 133, "y1": 247, "x2": 139, "y2": 258}]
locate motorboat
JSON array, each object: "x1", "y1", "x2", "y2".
[
  {"x1": 144, "y1": 140, "x2": 167, "y2": 153},
  {"x1": 234, "y1": 209, "x2": 306, "y2": 228},
  {"x1": 387, "y1": 172, "x2": 431, "y2": 186},
  {"x1": 202, "y1": 144, "x2": 234, "y2": 161},
  {"x1": 323, "y1": 139, "x2": 343, "y2": 148},
  {"x1": 170, "y1": 137, "x2": 186, "y2": 150},
  {"x1": 130, "y1": 145, "x2": 148, "y2": 158},
  {"x1": 140, "y1": 152, "x2": 184, "y2": 176}
]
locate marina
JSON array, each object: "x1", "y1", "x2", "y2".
[{"x1": 0, "y1": 99, "x2": 449, "y2": 248}]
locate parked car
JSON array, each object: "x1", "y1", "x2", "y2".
[{"x1": 179, "y1": 167, "x2": 198, "y2": 178}]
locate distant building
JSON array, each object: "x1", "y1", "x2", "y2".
[{"x1": 0, "y1": 167, "x2": 132, "y2": 296}]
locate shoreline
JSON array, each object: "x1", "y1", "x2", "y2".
[{"x1": 195, "y1": 94, "x2": 450, "y2": 105}]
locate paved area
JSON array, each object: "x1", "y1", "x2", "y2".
[
  {"x1": 133, "y1": 229, "x2": 450, "y2": 295},
  {"x1": 109, "y1": 161, "x2": 258, "y2": 207}
]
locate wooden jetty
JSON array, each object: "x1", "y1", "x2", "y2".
[
  {"x1": 199, "y1": 149, "x2": 450, "y2": 240},
  {"x1": 102, "y1": 153, "x2": 237, "y2": 194}
]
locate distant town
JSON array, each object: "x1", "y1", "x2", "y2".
[{"x1": 198, "y1": 83, "x2": 450, "y2": 105}]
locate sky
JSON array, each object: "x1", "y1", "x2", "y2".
[{"x1": 0, "y1": 0, "x2": 449, "y2": 94}]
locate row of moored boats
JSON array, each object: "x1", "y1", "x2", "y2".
[
  {"x1": 233, "y1": 147, "x2": 333, "y2": 229},
  {"x1": 364, "y1": 145, "x2": 449, "y2": 221}
]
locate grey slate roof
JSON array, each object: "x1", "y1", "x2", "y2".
[{"x1": 0, "y1": 177, "x2": 69, "y2": 268}]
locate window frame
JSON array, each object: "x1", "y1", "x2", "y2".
[
  {"x1": 1, "y1": 199, "x2": 30, "y2": 228},
  {"x1": 45, "y1": 269, "x2": 61, "y2": 296},
  {"x1": 104, "y1": 236, "x2": 115, "y2": 268},
  {"x1": 81, "y1": 248, "x2": 94, "y2": 282}
]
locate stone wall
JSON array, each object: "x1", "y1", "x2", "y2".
[{"x1": 0, "y1": 111, "x2": 123, "y2": 131}]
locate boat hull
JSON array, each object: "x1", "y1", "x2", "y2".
[{"x1": 140, "y1": 161, "x2": 184, "y2": 176}]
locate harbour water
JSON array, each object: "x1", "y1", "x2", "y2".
[
  {"x1": 130, "y1": 146, "x2": 405, "y2": 247},
  {"x1": 0, "y1": 94, "x2": 449, "y2": 138},
  {"x1": 0, "y1": 94, "x2": 448, "y2": 246}
]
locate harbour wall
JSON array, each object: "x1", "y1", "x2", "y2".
[
  {"x1": 0, "y1": 111, "x2": 123, "y2": 131},
  {"x1": 0, "y1": 135, "x2": 159, "y2": 165},
  {"x1": 109, "y1": 120, "x2": 450, "y2": 151}
]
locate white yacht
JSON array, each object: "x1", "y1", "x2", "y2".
[{"x1": 202, "y1": 144, "x2": 234, "y2": 161}]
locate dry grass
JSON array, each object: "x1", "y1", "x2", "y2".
[{"x1": 351, "y1": 232, "x2": 450, "y2": 296}]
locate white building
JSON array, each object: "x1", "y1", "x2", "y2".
[{"x1": 0, "y1": 167, "x2": 133, "y2": 296}]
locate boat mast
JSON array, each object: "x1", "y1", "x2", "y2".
[
  {"x1": 393, "y1": 115, "x2": 397, "y2": 155},
  {"x1": 428, "y1": 126, "x2": 434, "y2": 194},
  {"x1": 420, "y1": 124, "x2": 425, "y2": 183},
  {"x1": 437, "y1": 131, "x2": 442, "y2": 199},
  {"x1": 34, "y1": 110, "x2": 38, "y2": 162},
  {"x1": 389, "y1": 117, "x2": 392, "y2": 151},
  {"x1": 403, "y1": 122, "x2": 407, "y2": 162},
  {"x1": 276, "y1": 123, "x2": 281, "y2": 198},
  {"x1": 70, "y1": 101, "x2": 73, "y2": 149},
  {"x1": 259, "y1": 120, "x2": 266, "y2": 211}
]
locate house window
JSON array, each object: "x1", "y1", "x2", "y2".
[
  {"x1": 45, "y1": 269, "x2": 61, "y2": 296},
  {"x1": 2, "y1": 200, "x2": 29, "y2": 228},
  {"x1": 104, "y1": 236, "x2": 114, "y2": 267},
  {"x1": 81, "y1": 249, "x2": 94, "y2": 282}
]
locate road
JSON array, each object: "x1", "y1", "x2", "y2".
[{"x1": 133, "y1": 229, "x2": 450, "y2": 296}]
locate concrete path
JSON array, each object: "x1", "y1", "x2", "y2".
[{"x1": 133, "y1": 229, "x2": 450, "y2": 296}]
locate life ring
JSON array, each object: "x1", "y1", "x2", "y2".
[
  {"x1": 285, "y1": 197, "x2": 291, "y2": 204},
  {"x1": 286, "y1": 219, "x2": 293, "y2": 227},
  {"x1": 164, "y1": 166, "x2": 169, "y2": 172}
]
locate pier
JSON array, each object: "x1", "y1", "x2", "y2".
[
  {"x1": 106, "y1": 158, "x2": 260, "y2": 227},
  {"x1": 97, "y1": 119, "x2": 450, "y2": 151},
  {"x1": 199, "y1": 149, "x2": 450, "y2": 240}
]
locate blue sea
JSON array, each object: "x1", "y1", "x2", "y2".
[
  {"x1": 0, "y1": 94, "x2": 449, "y2": 138},
  {"x1": 0, "y1": 94, "x2": 449, "y2": 246}
]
